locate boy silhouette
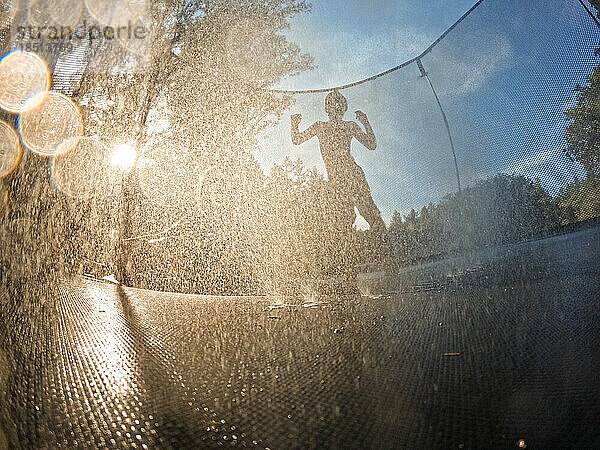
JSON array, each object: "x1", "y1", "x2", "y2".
[{"x1": 291, "y1": 90, "x2": 385, "y2": 231}]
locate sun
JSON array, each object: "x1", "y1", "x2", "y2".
[{"x1": 111, "y1": 143, "x2": 137, "y2": 170}]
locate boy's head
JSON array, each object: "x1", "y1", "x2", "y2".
[{"x1": 325, "y1": 90, "x2": 347, "y2": 119}]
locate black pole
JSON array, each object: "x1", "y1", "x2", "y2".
[
  {"x1": 578, "y1": 0, "x2": 600, "y2": 29},
  {"x1": 417, "y1": 58, "x2": 461, "y2": 193}
]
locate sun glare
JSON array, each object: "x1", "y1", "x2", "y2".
[{"x1": 111, "y1": 143, "x2": 137, "y2": 170}]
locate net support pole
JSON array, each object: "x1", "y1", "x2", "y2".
[
  {"x1": 417, "y1": 58, "x2": 461, "y2": 193},
  {"x1": 578, "y1": 0, "x2": 600, "y2": 29}
]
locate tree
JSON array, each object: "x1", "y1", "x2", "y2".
[
  {"x1": 1, "y1": 0, "x2": 314, "y2": 294},
  {"x1": 263, "y1": 157, "x2": 361, "y2": 295},
  {"x1": 119, "y1": 1, "x2": 314, "y2": 293},
  {"x1": 559, "y1": 2, "x2": 600, "y2": 221},
  {"x1": 556, "y1": 176, "x2": 600, "y2": 221},
  {"x1": 387, "y1": 174, "x2": 571, "y2": 268},
  {"x1": 565, "y1": 64, "x2": 600, "y2": 179}
]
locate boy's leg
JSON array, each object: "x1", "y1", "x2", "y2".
[
  {"x1": 354, "y1": 176, "x2": 385, "y2": 231},
  {"x1": 359, "y1": 198, "x2": 386, "y2": 231},
  {"x1": 328, "y1": 178, "x2": 357, "y2": 229}
]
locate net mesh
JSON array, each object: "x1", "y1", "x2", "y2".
[{"x1": 1, "y1": 0, "x2": 600, "y2": 448}]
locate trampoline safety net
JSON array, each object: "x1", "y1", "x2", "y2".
[{"x1": 0, "y1": 0, "x2": 599, "y2": 448}]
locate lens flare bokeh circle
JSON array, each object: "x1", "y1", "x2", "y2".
[
  {"x1": 112, "y1": 0, "x2": 156, "y2": 59},
  {"x1": 28, "y1": 0, "x2": 83, "y2": 30},
  {"x1": 51, "y1": 137, "x2": 118, "y2": 201},
  {"x1": 84, "y1": 0, "x2": 118, "y2": 26},
  {"x1": 0, "y1": 51, "x2": 50, "y2": 113},
  {"x1": 0, "y1": 121, "x2": 21, "y2": 178},
  {"x1": 18, "y1": 92, "x2": 83, "y2": 157}
]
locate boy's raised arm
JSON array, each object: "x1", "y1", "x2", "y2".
[
  {"x1": 291, "y1": 114, "x2": 318, "y2": 145},
  {"x1": 352, "y1": 110, "x2": 377, "y2": 150}
]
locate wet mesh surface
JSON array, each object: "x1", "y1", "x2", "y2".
[{"x1": 1, "y1": 227, "x2": 599, "y2": 449}]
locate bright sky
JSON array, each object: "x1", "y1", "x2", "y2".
[
  {"x1": 254, "y1": 0, "x2": 600, "y2": 227},
  {"x1": 279, "y1": 0, "x2": 477, "y2": 90}
]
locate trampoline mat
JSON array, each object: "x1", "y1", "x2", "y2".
[{"x1": 0, "y1": 227, "x2": 599, "y2": 449}]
